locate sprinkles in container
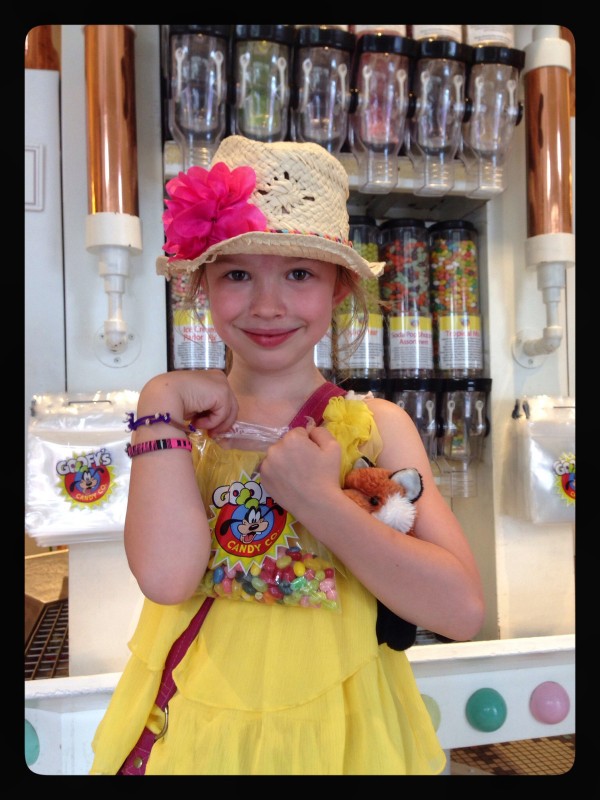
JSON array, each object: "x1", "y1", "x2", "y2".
[
  {"x1": 379, "y1": 219, "x2": 433, "y2": 378},
  {"x1": 336, "y1": 216, "x2": 385, "y2": 381},
  {"x1": 428, "y1": 220, "x2": 483, "y2": 377}
]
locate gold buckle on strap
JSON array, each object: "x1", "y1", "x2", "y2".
[{"x1": 155, "y1": 704, "x2": 169, "y2": 742}]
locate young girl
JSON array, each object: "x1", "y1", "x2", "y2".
[{"x1": 90, "y1": 136, "x2": 484, "y2": 776}]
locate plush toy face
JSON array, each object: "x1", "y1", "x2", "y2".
[{"x1": 342, "y1": 459, "x2": 423, "y2": 534}]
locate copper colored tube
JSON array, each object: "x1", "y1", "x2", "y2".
[
  {"x1": 84, "y1": 25, "x2": 139, "y2": 216},
  {"x1": 25, "y1": 25, "x2": 60, "y2": 71},
  {"x1": 524, "y1": 64, "x2": 572, "y2": 238},
  {"x1": 560, "y1": 27, "x2": 575, "y2": 118}
]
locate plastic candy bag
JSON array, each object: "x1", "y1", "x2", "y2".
[
  {"x1": 502, "y1": 395, "x2": 575, "y2": 525},
  {"x1": 191, "y1": 422, "x2": 342, "y2": 610},
  {"x1": 25, "y1": 391, "x2": 139, "y2": 546}
]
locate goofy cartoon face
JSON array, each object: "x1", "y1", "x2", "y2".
[
  {"x1": 212, "y1": 480, "x2": 285, "y2": 547},
  {"x1": 69, "y1": 466, "x2": 103, "y2": 494},
  {"x1": 221, "y1": 498, "x2": 272, "y2": 544}
]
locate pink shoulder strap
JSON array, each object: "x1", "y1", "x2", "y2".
[{"x1": 288, "y1": 382, "x2": 347, "y2": 429}]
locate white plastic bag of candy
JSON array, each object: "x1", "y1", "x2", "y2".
[
  {"x1": 502, "y1": 395, "x2": 575, "y2": 525},
  {"x1": 191, "y1": 422, "x2": 342, "y2": 611},
  {"x1": 25, "y1": 391, "x2": 139, "y2": 546}
]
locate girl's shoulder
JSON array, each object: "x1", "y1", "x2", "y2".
[
  {"x1": 364, "y1": 396, "x2": 433, "y2": 473},
  {"x1": 358, "y1": 393, "x2": 413, "y2": 426}
]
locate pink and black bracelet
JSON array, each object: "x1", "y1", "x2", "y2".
[
  {"x1": 126, "y1": 438, "x2": 193, "y2": 458},
  {"x1": 125, "y1": 411, "x2": 197, "y2": 435}
]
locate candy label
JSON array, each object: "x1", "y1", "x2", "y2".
[
  {"x1": 388, "y1": 315, "x2": 433, "y2": 370},
  {"x1": 337, "y1": 312, "x2": 384, "y2": 370},
  {"x1": 437, "y1": 314, "x2": 482, "y2": 371}
]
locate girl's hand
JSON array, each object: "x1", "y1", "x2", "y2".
[
  {"x1": 137, "y1": 369, "x2": 238, "y2": 435},
  {"x1": 259, "y1": 425, "x2": 342, "y2": 517}
]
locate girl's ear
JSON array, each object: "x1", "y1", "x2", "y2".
[{"x1": 332, "y1": 281, "x2": 351, "y2": 307}]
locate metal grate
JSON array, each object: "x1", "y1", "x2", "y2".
[
  {"x1": 451, "y1": 735, "x2": 575, "y2": 776},
  {"x1": 25, "y1": 598, "x2": 69, "y2": 680}
]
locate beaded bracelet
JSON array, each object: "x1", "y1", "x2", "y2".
[
  {"x1": 125, "y1": 411, "x2": 197, "y2": 435},
  {"x1": 126, "y1": 438, "x2": 193, "y2": 458}
]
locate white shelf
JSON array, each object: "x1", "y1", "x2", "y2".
[{"x1": 162, "y1": 140, "x2": 489, "y2": 223}]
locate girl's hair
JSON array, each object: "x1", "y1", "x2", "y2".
[{"x1": 185, "y1": 262, "x2": 375, "y2": 373}]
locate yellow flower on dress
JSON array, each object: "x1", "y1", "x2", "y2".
[{"x1": 323, "y1": 396, "x2": 376, "y2": 483}]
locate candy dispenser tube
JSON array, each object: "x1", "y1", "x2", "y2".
[
  {"x1": 379, "y1": 220, "x2": 433, "y2": 378},
  {"x1": 337, "y1": 221, "x2": 384, "y2": 380},
  {"x1": 429, "y1": 221, "x2": 483, "y2": 378},
  {"x1": 461, "y1": 51, "x2": 525, "y2": 199},
  {"x1": 348, "y1": 34, "x2": 416, "y2": 194},
  {"x1": 232, "y1": 26, "x2": 295, "y2": 143},
  {"x1": 405, "y1": 40, "x2": 471, "y2": 196},
  {"x1": 435, "y1": 377, "x2": 491, "y2": 499},
  {"x1": 84, "y1": 25, "x2": 141, "y2": 353},
  {"x1": 168, "y1": 26, "x2": 230, "y2": 169},
  {"x1": 514, "y1": 26, "x2": 574, "y2": 363},
  {"x1": 293, "y1": 26, "x2": 355, "y2": 154}
]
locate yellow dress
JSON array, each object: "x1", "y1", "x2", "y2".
[{"x1": 90, "y1": 396, "x2": 446, "y2": 775}]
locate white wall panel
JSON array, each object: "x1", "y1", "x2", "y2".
[
  {"x1": 25, "y1": 69, "x2": 65, "y2": 437},
  {"x1": 60, "y1": 25, "x2": 167, "y2": 395}
]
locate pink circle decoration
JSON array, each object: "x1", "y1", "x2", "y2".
[{"x1": 529, "y1": 681, "x2": 570, "y2": 724}]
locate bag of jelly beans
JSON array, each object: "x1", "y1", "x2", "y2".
[{"x1": 191, "y1": 424, "x2": 342, "y2": 611}]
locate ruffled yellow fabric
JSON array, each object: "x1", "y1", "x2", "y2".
[
  {"x1": 90, "y1": 396, "x2": 444, "y2": 775},
  {"x1": 322, "y1": 394, "x2": 381, "y2": 483}
]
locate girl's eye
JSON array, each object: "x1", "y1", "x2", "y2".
[
  {"x1": 226, "y1": 270, "x2": 249, "y2": 282},
  {"x1": 289, "y1": 269, "x2": 311, "y2": 281}
]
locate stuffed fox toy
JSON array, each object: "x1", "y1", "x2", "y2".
[
  {"x1": 343, "y1": 457, "x2": 423, "y2": 534},
  {"x1": 342, "y1": 458, "x2": 424, "y2": 650}
]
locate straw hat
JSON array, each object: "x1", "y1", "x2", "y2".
[{"x1": 156, "y1": 136, "x2": 384, "y2": 280}]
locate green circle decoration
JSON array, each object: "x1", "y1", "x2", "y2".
[
  {"x1": 465, "y1": 687, "x2": 507, "y2": 732},
  {"x1": 25, "y1": 718, "x2": 40, "y2": 766},
  {"x1": 421, "y1": 694, "x2": 441, "y2": 731}
]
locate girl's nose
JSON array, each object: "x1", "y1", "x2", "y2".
[{"x1": 249, "y1": 282, "x2": 285, "y2": 317}]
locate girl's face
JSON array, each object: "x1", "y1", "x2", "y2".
[{"x1": 204, "y1": 254, "x2": 349, "y2": 370}]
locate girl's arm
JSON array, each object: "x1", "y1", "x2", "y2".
[
  {"x1": 124, "y1": 370, "x2": 238, "y2": 605},
  {"x1": 258, "y1": 399, "x2": 485, "y2": 642}
]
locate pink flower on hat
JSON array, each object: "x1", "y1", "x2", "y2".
[{"x1": 162, "y1": 163, "x2": 267, "y2": 262}]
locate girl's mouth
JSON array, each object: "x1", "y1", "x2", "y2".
[{"x1": 242, "y1": 329, "x2": 297, "y2": 348}]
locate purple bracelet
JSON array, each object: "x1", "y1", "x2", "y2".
[
  {"x1": 126, "y1": 438, "x2": 193, "y2": 458},
  {"x1": 125, "y1": 411, "x2": 197, "y2": 435}
]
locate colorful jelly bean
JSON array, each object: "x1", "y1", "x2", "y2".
[
  {"x1": 213, "y1": 566, "x2": 225, "y2": 584},
  {"x1": 198, "y1": 545, "x2": 340, "y2": 610},
  {"x1": 292, "y1": 561, "x2": 306, "y2": 577}
]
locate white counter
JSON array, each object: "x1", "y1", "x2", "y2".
[{"x1": 25, "y1": 633, "x2": 574, "y2": 775}]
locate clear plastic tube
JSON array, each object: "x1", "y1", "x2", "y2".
[
  {"x1": 168, "y1": 26, "x2": 230, "y2": 169},
  {"x1": 348, "y1": 34, "x2": 417, "y2": 193},
  {"x1": 233, "y1": 25, "x2": 295, "y2": 142},
  {"x1": 429, "y1": 220, "x2": 483, "y2": 378},
  {"x1": 293, "y1": 27, "x2": 355, "y2": 154},
  {"x1": 379, "y1": 219, "x2": 433, "y2": 378}
]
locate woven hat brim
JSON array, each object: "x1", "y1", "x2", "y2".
[{"x1": 156, "y1": 231, "x2": 385, "y2": 281}]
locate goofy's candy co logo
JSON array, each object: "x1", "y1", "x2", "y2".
[
  {"x1": 57, "y1": 449, "x2": 115, "y2": 508},
  {"x1": 553, "y1": 452, "x2": 575, "y2": 506},
  {"x1": 208, "y1": 473, "x2": 297, "y2": 569}
]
